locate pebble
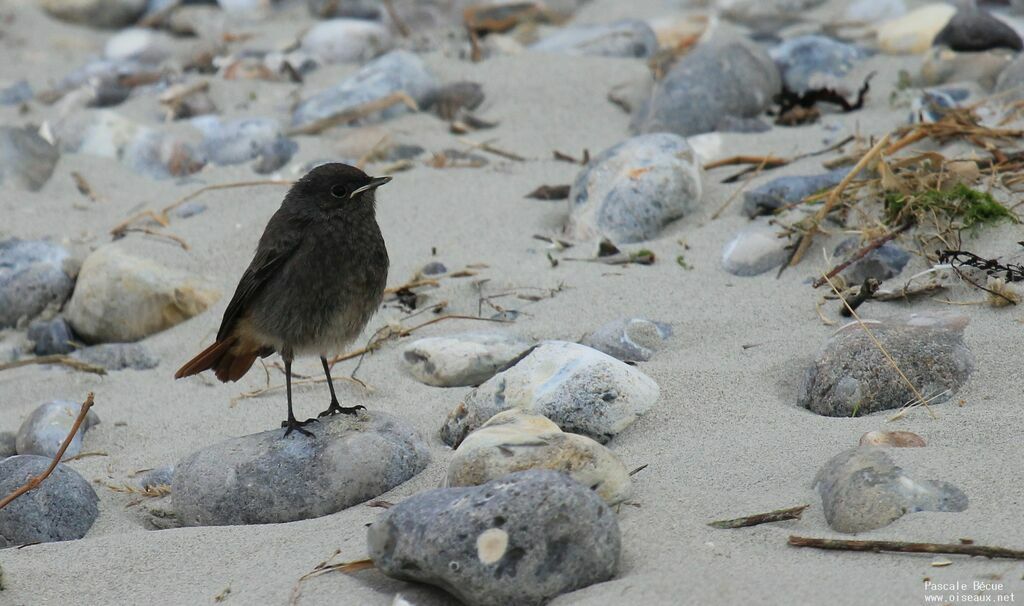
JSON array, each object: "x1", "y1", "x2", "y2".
[
  {"x1": 920, "y1": 47, "x2": 1013, "y2": 91},
  {"x1": 441, "y1": 340, "x2": 660, "y2": 447},
  {"x1": 0, "y1": 126, "x2": 61, "y2": 191},
  {"x1": 124, "y1": 129, "x2": 206, "y2": 179},
  {"x1": 565, "y1": 133, "x2": 703, "y2": 244},
  {"x1": 876, "y1": 4, "x2": 956, "y2": 55},
  {"x1": 797, "y1": 315, "x2": 974, "y2": 417},
  {"x1": 447, "y1": 410, "x2": 632, "y2": 505},
  {"x1": 307, "y1": 0, "x2": 381, "y2": 19},
  {"x1": 833, "y1": 237, "x2": 910, "y2": 284},
  {"x1": 721, "y1": 223, "x2": 791, "y2": 277},
  {"x1": 135, "y1": 464, "x2": 174, "y2": 490},
  {"x1": 27, "y1": 317, "x2": 76, "y2": 355},
  {"x1": 401, "y1": 332, "x2": 535, "y2": 388},
  {"x1": 300, "y1": 19, "x2": 393, "y2": 65},
  {"x1": 171, "y1": 201, "x2": 207, "y2": 219},
  {"x1": 65, "y1": 245, "x2": 220, "y2": 343},
  {"x1": 719, "y1": 0, "x2": 828, "y2": 33},
  {"x1": 770, "y1": 35, "x2": 867, "y2": 94},
  {"x1": 15, "y1": 400, "x2": 101, "y2": 460},
  {"x1": 0, "y1": 239, "x2": 75, "y2": 329},
  {"x1": 845, "y1": 0, "x2": 906, "y2": 23},
  {"x1": 859, "y1": 430, "x2": 926, "y2": 448},
  {"x1": 291, "y1": 50, "x2": 439, "y2": 131},
  {"x1": 933, "y1": 6, "x2": 1022, "y2": 52},
  {"x1": 368, "y1": 469, "x2": 621, "y2": 606},
  {"x1": 104, "y1": 28, "x2": 174, "y2": 64},
  {"x1": 631, "y1": 31, "x2": 780, "y2": 137},
  {"x1": 72, "y1": 343, "x2": 159, "y2": 370},
  {"x1": 0, "y1": 432, "x2": 16, "y2": 459},
  {"x1": 191, "y1": 116, "x2": 297, "y2": 169},
  {"x1": 996, "y1": 54, "x2": 1024, "y2": 96},
  {"x1": 531, "y1": 20, "x2": 659, "y2": 58},
  {"x1": 814, "y1": 448, "x2": 967, "y2": 533},
  {"x1": 910, "y1": 87, "x2": 970, "y2": 123},
  {"x1": 172, "y1": 411, "x2": 429, "y2": 526},
  {"x1": 432, "y1": 81, "x2": 484, "y2": 121},
  {"x1": 580, "y1": 317, "x2": 672, "y2": 362},
  {"x1": 743, "y1": 169, "x2": 848, "y2": 218},
  {"x1": 39, "y1": 0, "x2": 147, "y2": 28},
  {"x1": 0, "y1": 80, "x2": 33, "y2": 106},
  {"x1": 419, "y1": 261, "x2": 447, "y2": 276},
  {"x1": 0, "y1": 455, "x2": 99, "y2": 547}
]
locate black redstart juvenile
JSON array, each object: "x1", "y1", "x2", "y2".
[{"x1": 175, "y1": 163, "x2": 391, "y2": 437}]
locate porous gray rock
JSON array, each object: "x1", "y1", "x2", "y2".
[
  {"x1": 0, "y1": 126, "x2": 60, "y2": 191},
  {"x1": 39, "y1": 0, "x2": 147, "y2": 28},
  {"x1": 401, "y1": 332, "x2": 535, "y2": 387},
  {"x1": 581, "y1": 317, "x2": 672, "y2": 362},
  {"x1": 798, "y1": 315, "x2": 974, "y2": 417},
  {"x1": 531, "y1": 20, "x2": 659, "y2": 58},
  {"x1": 441, "y1": 341, "x2": 660, "y2": 447},
  {"x1": 631, "y1": 33, "x2": 780, "y2": 137},
  {"x1": 770, "y1": 35, "x2": 867, "y2": 94},
  {"x1": 72, "y1": 343, "x2": 159, "y2": 370},
  {"x1": 27, "y1": 317, "x2": 76, "y2": 355},
  {"x1": 815, "y1": 448, "x2": 967, "y2": 533},
  {"x1": 291, "y1": 51, "x2": 438, "y2": 131},
  {"x1": 0, "y1": 455, "x2": 99, "y2": 547},
  {"x1": 15, "y1": 400, "x2": 101, "y2": 460},
  {"x1": 565, "y1": 133, "x2": 703, "y2": 244},
  {"x1": 64, "y1": 245, "x2": 219, "y2": 343},
  {"x1": 743, "y1": 169, "x2": 848, "y2": 218},
  {"x1": 172, "y1": 411, "x2": 429, "y2": 526},
  {"x1": 368, "y1": 469, "x2": 621, "y2": 606},
  {"x1": 0, "y1": 239, "x2": 75, "y2": 329}
]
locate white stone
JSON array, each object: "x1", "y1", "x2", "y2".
[
  {"x1": 301, "y1": 19, "x2": 393, "y2": 64},
  {"x1": 877, "y1": 4, "x2": 956, "y2": 54},
  {"x1": 721, "y1": 223, "x2": 790, "y2": 276},
  {"x1": 401, "y1": 332, "x2": 534, "y2": 387},
  {"x1": 104, "y1": 28, "x2": 173, "y2": 64}
]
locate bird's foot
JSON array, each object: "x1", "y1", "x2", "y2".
[
  {"x1": 281, "y1": 417, "x2": 316, "y2": 438},
  {"x1": 317, "y1": 402, "x2": 366, "y2": 418}
]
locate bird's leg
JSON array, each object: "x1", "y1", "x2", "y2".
[
  {"x1": 281, "y1": 355, "x2": 315, "y2": 437},
  {"x1": 317, "y1": 356, "x2": 366, "y2": 417}
]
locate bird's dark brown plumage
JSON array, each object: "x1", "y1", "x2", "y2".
[{"x1": 175, "y1": 162, "x2": 391, "y2": 436}]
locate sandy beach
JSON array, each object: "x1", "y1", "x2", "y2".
[{"x1": 1, "y1": 0, "x2": 1024, "y2": 604}]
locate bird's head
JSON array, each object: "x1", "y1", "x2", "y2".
[{"x1": 287, "y1": 162, "x2": 392, "y2": 217}]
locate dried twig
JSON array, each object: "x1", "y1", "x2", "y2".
[
  {"x1": 0, "y1": 393, "x2": 95, "y2": 510},
  {"x1": 117, "y1": 227, "x2": 190, "y2": 250},
  {"x1": 811, "y1": 222, "x2": 912, "y2": 288},
  {"x1": 71, "y1": 172, "x2": 102, "y2": 203},
  {"x1": 788, "y1": 536, "x2": 1024, "y2": 560},
  {"x1": 289, "y1": 556, "x2": 374, "y2": 606},
  {"x1": 711, "y1": 157, "x2": 769, "y2": 219},
  {"x1": 710, "y1": 505, "x2": 809, "y2": 529},
  {"x1": 704, "y1": 155, "x2": 788, "y2": 170},
  {"x1": 381, "y1": 0, "x2": 409, "y2": 37},
  {"x1": 0, "y1": 355, "x2": 106, "y2": 375},
  {"x1": 456, "y1": 137, "x2": 526, "y2": 162}
]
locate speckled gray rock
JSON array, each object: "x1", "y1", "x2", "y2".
[
  {"x1": 291, "y1": 51, "x2": 438, "y2": 130},
  {"x1": 173, "y1": 411, "x2": 429, "y2": 526},
  {"x1": 0, "y1": 126, "x2": 60, "y2": 191},
  {"x1": 933, "y1": 7, "x2": 1022, "y2": 52},
  {"x1": 0, "y1": 455, "x2": 99, "y2": 547},
  {"x1": 834, "y1": 237, "x2": 910, "y2": 284},
  {"x1": 0, "y1": 432, "x2": 16, "y2": 458},
  {"x1": 770, "y1": 35, "x2": 867, "y2": 94},
  {"x1": 368, "y1": 470, "x2": 620, "y2": 606},
  {"x1": 721, "y1": 223, "x2": 790, "y2": 277},
  {"x1": 581, "y1": 317, "x2": 671, "y2": 362},
  {"x1": 631, "y1": 33, "x2": 781, "y2": 137},
  {"x1": 27, "y1": 317, "x2": 76, "y2": 355},
  {"x1": 72, "y1": 343, "x2": 159, "y2": 370},
  {"x1": 0, "y1": 239, "x2": 75, "y2": 329},
  {"x1": 743, "y1": 169, "x2": 848, "y2": 218},
  {"x1": 401, "y1": 332, "x2": 535, "y2": 387},
  {"x1": 814, "y1": 448, "x2": 967, "y2": 533},
  {"x1": 531, "y1": 20, "x2": 659, "y2": 58},
  {"x1": 16, "y1": 400, "x2": 101, "y2": 460},
  {"x1": 565, "y1": 133, "x2": 703, "y2": 244},
  {"x1": 441, "y1": 341, "x2": 660, "y2": 447},
  {"x1": 39, "y1": 0, "x2": 147, "y2": 28},
  {"x1": 798, "y1": 316, "x2": 974, "y2": 417}
]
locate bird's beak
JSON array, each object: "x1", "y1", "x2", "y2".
[{"x1": 350, "y1": 176, "x2": 392, "y2": 199}]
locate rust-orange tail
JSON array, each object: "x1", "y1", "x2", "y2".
[{"x1": 174, "y1": 336, "x2": 259, "y2": 383}]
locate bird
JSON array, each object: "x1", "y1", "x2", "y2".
[{"x1": 174, "y1": 163, "x2": 391, "y2": 437}]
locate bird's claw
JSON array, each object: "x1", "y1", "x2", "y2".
[{"x1": 317, "y1": 403, "x2": 366, "y2": 418}]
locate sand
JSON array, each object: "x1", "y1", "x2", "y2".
[{"x1": 1, "y1": 1, "x2": 1023, "y2": 605}]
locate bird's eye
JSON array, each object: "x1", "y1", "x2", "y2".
[{"x1": 330, "y1": 184, "x2": 348, "y2": 198}]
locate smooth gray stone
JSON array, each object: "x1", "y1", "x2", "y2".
[
  {"x1": 631, "y1": 33, "x2": 781, "y2": 137},
  {"x1": 721, "y1": 223, "x2": 790, "y2": 277},
  {"x1": 815, "y1": 448, "x2": 967, "y2": 533},
  {"x1": 933, "y1": 7, "x2": 1022, "y2": 52},
  {"x1": 368, "y1": 469, "x2": 621, "y2": 606},
  {"x1": 419, "y1": 261, "x2": 447, "y2": 275},
  {"x1": 770, "y1": 35, "x2": 867, "y2": 94},
  {"x1": 0, "y1": 455, "x2": 99, "y2": 547},
  {"x1": 135, "y1": 464, "x2": 174, "y2": 490},
  {"x1": 15, "y1": 400, "x2": 101, "y2": 459},
  {"x1": 581, "y1": 317, "x2": 672, "y2": 361},
  {"x1": 833, "y1": 237, "x2": 910, "y2": 283},
  {"x1": 531, "y1": 20, "x2": 659, "y2": 58},
  {"x1": 0, "y1": 432, "x2": 15, "y2": 458},
  {"x1": 191, "y1": 116, "x2": 295, "y2": 167},
  {"x1": 39, "y1": 0, "x2": 147, "y2": 28},
  {"x1": 172, "y1": 411, "x2": 429, "y2": 526},
  {"x1": 72, "y1": 343, "x2": 159, "y2": 370},
  {"x1": 27, "y1": 317, "x2": 76, "y2": 355},
  {"x1": 798, "y1": 317, "x2": 973, "y2": 417},
  {"x1": 0, "y1": 126, "x2": 60, "y2": 191},
  {"x1": 743, "y1": 169, "x2": 848, "y2": 218},
  {"x1": 0, "y1": 239, "x2": 74, "y2": 329},
  {"x1": 401, "y1": 332, "x2": 535, "y2": 388},
  {"x1": 291, "y1": 51, "x2": 438, "y2": 130}
]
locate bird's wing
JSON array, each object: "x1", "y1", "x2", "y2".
[{"x1": 216, "y1": 217, "x2": 302, "y2": 342}]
